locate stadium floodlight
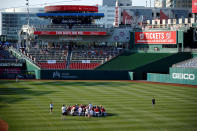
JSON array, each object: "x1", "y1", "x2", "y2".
[{"x1": 26, "y1": 0, "x2": 30, "y2": 25}]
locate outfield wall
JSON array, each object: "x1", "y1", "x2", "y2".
[
  {"x1": 97, "y1": 52, "x2": 192, "y2": 80},
  {"x1": 147, "y1": 67, "x2": 197, "y2": 85},
  {"x1": 40, "y1": 70, "x2": 133, "y2": 80},
  {"x1": 26, "y1": 61, "x2": 41, "y2": 79}
]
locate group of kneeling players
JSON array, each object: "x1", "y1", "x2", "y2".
[{"x1": 50, "y1": 102, "x2": 107, "y2": 120}]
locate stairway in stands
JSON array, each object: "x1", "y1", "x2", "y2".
[{"x1": 66, "y1": 48, "x2": 72, "y2": 69}]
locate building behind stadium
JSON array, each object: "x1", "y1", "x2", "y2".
[
  {"x1": 0, "y1": 8, "x2": 50, "y2": 42},
  {"x1": 155, "y1": 0, "x2": 192, "y2": 8},
  {"x1": 0, "y1": 0, "x2": 193, "y2": 43}
]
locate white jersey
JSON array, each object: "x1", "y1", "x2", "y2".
[
  {"x1": 90, "y1": 110, "x2": 94, "y2": 116},
  {"x1": 89, "y1": 104, "x2": 92, "y2": 110},
  {"x1": 78, "y1": 107, "x2": 82, "y2": 113},
  {"x1": 61, "y1": 106, "x2": 66, "y2": 113}
]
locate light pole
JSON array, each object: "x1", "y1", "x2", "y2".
[
  {"x1": 150, "y1": 0, "x2": 151, "y2": 7},
  {"x1": 146, "y1": 1, "x2": 148, "y2": 7},
  {"x1": 26, "y1": 0, "x2": 30, "y2": 25}
]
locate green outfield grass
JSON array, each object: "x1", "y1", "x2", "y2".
[{"x1": 0, "y1": 80, "x2": 197, "y2": 131}]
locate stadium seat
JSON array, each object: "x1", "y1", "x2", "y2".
[
  {"x1": 69, "y1": 63, "x2": 100, "y2": 70},
  {"x1": 38, "y1": 63, "x2": 66, "y2": 69},
  {"x1": 173, "y1": 57, "x2": 197, "y2": 68}
]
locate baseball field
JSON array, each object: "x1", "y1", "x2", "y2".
[{"x1": 0, "y1": 80, "x2": 197, "y2": 131}]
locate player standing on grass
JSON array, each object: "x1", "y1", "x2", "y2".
[
  {"x1": 152, "y1": 97, "x2": 156, "y2": 106},
  {"x1": 50, "y1": 102, "x2": 54, "y2": 113},
  {"x1": 16, "y1": 75, "x2": 18, "y2": 82},
  {"x1": 61, "y1": 105, "x2": 67, "y2": 120}
]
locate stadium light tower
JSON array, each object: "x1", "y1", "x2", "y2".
[
  {"x1": 26, "y1": 0, "x2": 30, "y2": 25},
  {"x1": 146, "y1": 1, "x2": 147, "y2": 7},
  {"x1": 150, "y1": 0, "x2": 151, "y2": 7}
]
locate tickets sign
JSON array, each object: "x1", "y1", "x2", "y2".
[
  {"x1": 135, "y1": 31, "x2": 177, "y2": 44},
  {"x1": 192, "y1": 0, "x2": 197, "y2": 13},
  {"x1": 34, "y1": 31, "x2": 107, "y2": 36}
]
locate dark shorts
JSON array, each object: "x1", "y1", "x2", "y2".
[
  {"x1": 50, "y1": 107, "x2": 53, "y2": 110},
  {"x1": 62, "y1": 112, "x2": 66, "y2": 116}
]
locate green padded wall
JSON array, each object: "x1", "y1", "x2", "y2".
[
  {"x1": 169, "y1": 67, "x2": 197, "y2": 85},
  {"x1": 147, "y1": 68, "x2": 197, "y2": 85},
  {"x1": 40, "y1": 70, "x2": 132, "y2": 80},
  {"x1": 97, "y1": 53, "x2": 192, "y2": 80}
]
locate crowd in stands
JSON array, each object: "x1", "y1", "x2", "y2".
[
  {"x1": 23, "y1": 45, "x2": 68, "y2": 63},
  {"x1": 71, "y1": 45, "x2": 121, "y2": 61},
  {"x1": 20, "y1": 43, "x2": 123, "y2": 70},
  {"x1": 63, "y1": 104, "x2": 107, "y2": 117},
  {"x1": 0, "y1": 45, "x2": 16, "y2": 60},
  {"x1": 69, "y1": 45, "x2": 122, "y2": 69}
]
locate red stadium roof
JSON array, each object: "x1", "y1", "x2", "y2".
[{"x1": 45, "y1": 5, "x2": 98, "y2": 13}]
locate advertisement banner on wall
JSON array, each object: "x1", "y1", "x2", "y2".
[
  {"x1": 34, "y1": 31, "x2": 107, "y2": 36},
  {"x1": 0, "y1": 68, "x2": 21, "y2": 73},
  {"x1": 192, "y1": 0, "x2": 197, "y2": 13},
  {"x1": 0, "y1": 63, "x2": 22, "y2": 67},
  {"x1": 47, "y1": 60, "x2": 56, "y2": 64},
  {"x1": 135, "y1": 31, "x2": 177, "y2": 44},
  {"x1": 82, "y1": 60, "x2": 90, "y2": 63}
]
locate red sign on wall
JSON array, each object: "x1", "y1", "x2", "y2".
[
  {"x1": 135, "y1": 31, "x2": 177, "y2": 44},
  {"x1": 34, "y1": 31, "x2": 107, "y2": 36},
  {"x1": 192, "y1": 0, "x2": 197, "y2": 13},
  {"x1": 45, "y1": 5, "x2": 98, "y2": 13}
]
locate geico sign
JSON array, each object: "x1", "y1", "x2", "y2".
[{"x1": 172, "y1": 73, "x2": 195, "y2": 80}]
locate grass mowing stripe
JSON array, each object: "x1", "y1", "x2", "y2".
[{"x1": 0, "y1": 80, "x2": 197, "y2": 131}]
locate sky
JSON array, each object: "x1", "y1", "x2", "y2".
[{"x1": 0, "y1": 0, "x2": 154, "y2": 10}]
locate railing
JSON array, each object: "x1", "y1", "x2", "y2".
[
  {"x1": 142, "y1": 24, "x2": 191, "y2": 31},
  {"x1": 129, "y1": 48, "x2": 197, "y2": 53},
  {"x1": 129, "y1": 48, "x2": 179, "y2": 53},
  {"x1": 183, "y1": 48, "x2": 197, "y2": 53},
  {"x1": 33, "y1": 24, "x2": 114, "y2": 34},
  {"x1": 9, "y1": 47, "x2": 40, "y2": 69},
  {"x1": 33, "y1": 24, "x2": 106, "y2": 29}
]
